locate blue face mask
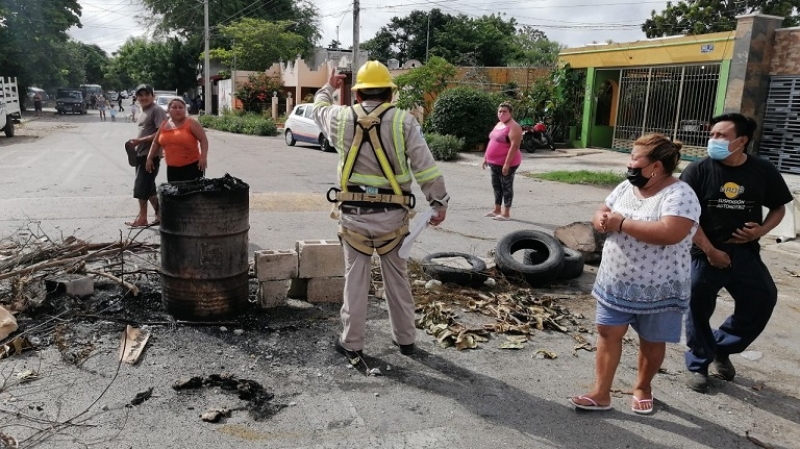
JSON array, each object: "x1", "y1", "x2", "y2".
[{"x1": 707, "y1": 139, "x2": 732, "y2": 160}]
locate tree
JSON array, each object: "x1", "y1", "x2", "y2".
[
  {"x1": 328, "y1": 39, "x2": 341, "y2": 49},
  {"x1": 0, "y1": 0, "x2": 82, "y2": 88},
  {"x1": 209, "y1": 18, "x2": 307, "y2": 70},
  {"x1": 139, "y1": 0, "x2": 320, "y2": 57},
  {"x1": 395, "y1": 56, "x2": 456, "y2": 116},
  {"x1": 508, "y1": 26, "x2": 563, "y2": 67},
  {"x1": 643, "y1": 0, "x2": 800, "y2": 37},
  {"x1": 79, "y1": 44, "x2": 109, "y2": 85},
  {"x1": 106, "y1": 37, "x2": 197, "y2": 93},
  {"x1": 361, "y1": 29, "x2": 397, "y2": 64},
  {"x1": 361, "y1": 10, "x2": 523, "y2": 66}
]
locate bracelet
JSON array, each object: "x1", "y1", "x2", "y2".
[{"x1": 619, "y1": 217, "x2": 626, "y2": 232}]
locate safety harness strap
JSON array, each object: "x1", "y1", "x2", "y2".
[
  {"x1": 340, "y1": 103, "x2": 402, "y2": 196},
  {"x1": 334, "y1": 191, "x2": 413, "y2": 206},
  {"x1": 338, "y1": 223, "x2": 409, "y2": 256}
]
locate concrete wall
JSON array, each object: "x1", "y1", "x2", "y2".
[
  {"x1": 723, "y1": 14, "x2": 785, "y2": 151},
  {"x1": 450, "y1": 66, "x2": 552, "y2": 93},
  {"x1": 770, "y1": 28, "x2": 800, "y2": 75}
]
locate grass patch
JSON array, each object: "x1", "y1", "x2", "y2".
[{"x1": 528, "y1": 170, "x2": 626, "y2": 187}]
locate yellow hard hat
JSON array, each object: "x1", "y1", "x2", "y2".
[{"x1": 351, "y1": 61, "x2": 397, "y2": 91}]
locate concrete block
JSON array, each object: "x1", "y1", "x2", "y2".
[
  {"x1": 296, "y1": 239, "x2": 345, "y2": 278},
  {"x1": 307, "y1": 277, "x2": 345, "y2": 303},
  {"x1": 45, "y1": 274, "x2": 95, "y2": 298},
  {"x1": 254, "y1": 249, "x2": 298, "y2": 281},
  {"x1": 257, "y1": 280, "x2": 291, "y2": 308}
]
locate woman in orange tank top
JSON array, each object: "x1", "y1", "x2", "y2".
[{"x1": 145, "y1": 98, "x2": 209, "y2": 182}]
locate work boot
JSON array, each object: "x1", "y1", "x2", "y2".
[
  {"x1": 685, "y1": 371, "x2": 709, "y2": 393},
  {"x1": 714, "y1": 354, "x2": 736, "y2": 381},
  {"x1": 393, "y1": 340, "x2": 415, "y2": 355},
  {"x1": 334, "y1": 339, "x2": 363, "y2": 366}
]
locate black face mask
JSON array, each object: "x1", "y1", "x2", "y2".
[{"x1": 626, "y1": 166, "x2": 651, "y2": 188}]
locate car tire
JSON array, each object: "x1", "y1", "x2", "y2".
[
  {"x1": 3, "y1": 117, "x2": 14, "y2": 137},
  {"x1": 285, "y1": 129, "x2": 296, "y2": 146},
  {"x1": 558, "y1": 247, "x2": 585, "y2": 279},
  {"x1": 421, "y1": 252, "x2": 488, "y2": 287},
  {"x1": 319, "y1": 134, "x2": 334, "y2": 152},
  {"x1": 522, "y1": 249, "x2": 548, "y2": 265},
  {"x1": 495, "y1": 230, "x2": 564, "y2": 286},
  {"x1": 524, "y1": 247, "x2": 584, "y2": 280}
]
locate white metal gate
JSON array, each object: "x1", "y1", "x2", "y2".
[
  {"x1": 761, "y1": 76, "x2": 800, "y2": 175},
  {"x1": 613, "y1": 64, "x2": 720, "y2": 159}
]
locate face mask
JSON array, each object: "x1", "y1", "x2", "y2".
[
  {"x1": 626, "y1": 166, "x2": 651, "y2": 188},
  {"x1": 707, "y1": 139, "x2": 733, "y2": 160}
]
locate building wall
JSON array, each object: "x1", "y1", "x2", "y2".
[
  {"x1": 770, "y1": 28, "x2": 800, "y2": 75},
  {"x1": 450, "y1": 67, "x2": 552, "y2": 92},
  {"x1": 560, "y1": 32, "x2": 735, "y2": 69}
]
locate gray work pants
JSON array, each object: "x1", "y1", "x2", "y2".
[{"x1": 339, "y1": 208, "x2": 415, "y2": 351}]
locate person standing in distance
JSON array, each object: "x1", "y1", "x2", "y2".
[
  {"x1": 312, "y1": 62, "x2": 449, "y2": 362},
  {"x1": 681, "y1": 113, "x2": 794, "y2": 393},
  {"x1": 125, "y1": 84, "x2": 168, "y2": 227}
]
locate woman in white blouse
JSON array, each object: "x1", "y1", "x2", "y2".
[{"x1": 570, "y1": 133, "x2": 701, "y2": 415}]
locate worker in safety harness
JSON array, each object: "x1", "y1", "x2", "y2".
[{"x1": 313, "y1": 62, "x2": 449, "y2": 362}]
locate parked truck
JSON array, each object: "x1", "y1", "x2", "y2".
[{"x1": 0, "y1": 77, "x2": 22, "y2": 137}]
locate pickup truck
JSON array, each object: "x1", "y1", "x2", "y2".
[
  {"x1": 0, "y1": 77, "x2": 22, "y2": 137},
  {"x1": 55, "y1": 88, "x2": 87, "y2": 115}
]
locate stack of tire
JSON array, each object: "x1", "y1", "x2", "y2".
[{"x1": 494, "y1": 230, "x2": 584, "y2": 286}]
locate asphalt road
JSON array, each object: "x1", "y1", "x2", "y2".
[
  {"x1": 0, "y1": 109, "x2": 615, "y2": 259},
  {"x1": 1, "y1": 111, "x2": 799, "y2": 449}
]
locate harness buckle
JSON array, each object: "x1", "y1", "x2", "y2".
[
  {"x1": 357, "y1": 116, "x2": 381, "y2": 128},
  {"x1": 361, "y1": 193, "x2": 383, "y2": 202},
  {"x1": 326, "y1": 187, "x2": 340, "y2": 203}
]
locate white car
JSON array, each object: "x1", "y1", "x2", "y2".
[
  {"x1": 156, "y1": 95, "x2": 181, "y2": 112},
  {"x1": 283, "y1": 103, "x2": 334, "y2": 152},
  {"x1": 107, "y1": 91, "x2": 119, "y2": 101}
]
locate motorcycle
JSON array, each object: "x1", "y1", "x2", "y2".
[{"x1": 521, "y1": 120, "x2": 556, "y2": 153}]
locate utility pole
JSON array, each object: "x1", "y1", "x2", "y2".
[
  {"x1": 352, "y1": 0, "x2": 360, "y2": 69},
  {"x1": 425, "y1": 11, "x2": 431, "y2": 62},
  {"x1": 204, "y1": 0, "x2": 211, "y2": 115},
  {"x1": 232, "y1": 38, "x2": 236, "y2": 97}
]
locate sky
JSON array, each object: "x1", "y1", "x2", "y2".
[{"x1": 68, "y1": 0, "x2": 673, "y2": 56}]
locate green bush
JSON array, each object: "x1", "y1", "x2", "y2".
[
  {"x1": 429, "y1": 87, "x2": 497, "y2": 151},
  {"x1": 198, "y1": 114, "x2": 216, "y2": 128},
  {"x1": 425, "y1": 133, "x2": 463, "y2": 161},
  {"x1": 198, "y1": 112, "x2": 277, "y2": 136}
]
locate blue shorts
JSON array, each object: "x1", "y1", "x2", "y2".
[{"x1": 595, "y1": 301, "x2": 683, "y2": 343}]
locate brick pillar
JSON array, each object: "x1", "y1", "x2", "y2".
[{"x1": 724, "y1": 14, "x2": 784, "y2": 151}]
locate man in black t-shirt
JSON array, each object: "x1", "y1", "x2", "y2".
[{"x1": 680, "y1": 113, "x2": 794, "y2": 393}]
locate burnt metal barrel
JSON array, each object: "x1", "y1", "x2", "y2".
[{"x1": 158, "y1": 174, "x2": 250, "y2": 320}]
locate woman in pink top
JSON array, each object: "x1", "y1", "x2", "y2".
[{"x1": 482, "y1": 102, "x2": 523, "y2": 220}]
